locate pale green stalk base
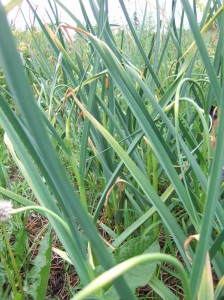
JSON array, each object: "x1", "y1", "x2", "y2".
[
  {"x1": 1, "y1": 222, "x2": 25, "y2": 300},
  {"x1": 0, "y1": 250, "x2": 18, "y2": 297}
]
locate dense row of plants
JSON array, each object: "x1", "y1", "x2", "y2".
[{"x1": 0, "y1": 0, "x2": 224, "y2": 299}]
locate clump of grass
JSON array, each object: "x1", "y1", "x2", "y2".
[{"x1": 0, "y1": 0, "x2": 224, "y2": 299}]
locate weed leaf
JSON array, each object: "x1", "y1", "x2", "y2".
[
  {"x1": 24, "y1": 229, "x2": 52, "y2": 299},
  {"x1": 106, "y1": 240, "x2": 159, "y2": 298},
  {"x1": 113, "y1": 235, "x2": 156, "y2": 264}
]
